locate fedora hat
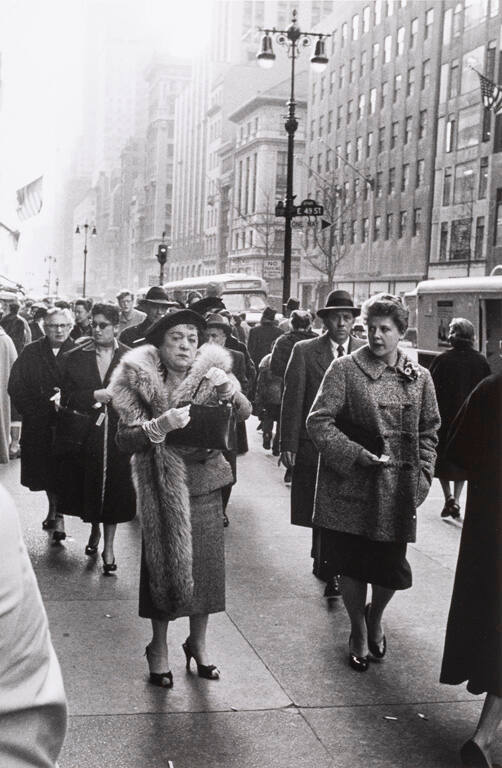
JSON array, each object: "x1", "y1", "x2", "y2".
[
  {"x1": 261, "y1": 306, "x2": 277, "y2": 323},
  {"x1": 138, "y1": 286, "x2": 176, "y2": 307},
  {"x1": 143, "y1": 308, "x2": 207, "y2": 347},
  {"x1": 317, "y1": 290, "x2": 360, "y2": 318},
  {"x1": 205, "y1": 312, "x2": 232, "y2": 335}
]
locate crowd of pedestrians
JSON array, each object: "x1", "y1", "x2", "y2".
[{"x1": 0, "y1": 285, "x2": 500, "y2": 768}]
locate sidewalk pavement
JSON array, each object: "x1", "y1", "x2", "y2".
[{"x1": 1, "y1": 418, "x2": 495, "y2": 768}]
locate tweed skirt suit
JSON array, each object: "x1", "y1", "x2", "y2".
[{"x1": 306, "y1": 346, "x2": 440, "y2": 589}]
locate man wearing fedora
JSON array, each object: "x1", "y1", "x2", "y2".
[
  {"x1": 280, "y1": 290, "x2": 365, "y2": 598},
  {"x1": 119, "y1": 287, "x2": 177, "y2": 347}
]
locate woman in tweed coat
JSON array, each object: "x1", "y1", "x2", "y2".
[
  {"x1": 110, "y1": 310, "x2": 251, "y2": 688},
  {"x1": 307, "y1": 294, "x2": 440, "y2": 672}
]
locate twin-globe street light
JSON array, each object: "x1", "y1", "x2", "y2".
[
  {"x1": 75, "y1": 223, "x2": 97, "y2": 298},
  {"x1": 256, "y1": 9, "x2": 329, "y2": 308}
]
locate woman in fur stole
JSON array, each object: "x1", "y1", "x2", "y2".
[{"x1": 110, "y1": 309, "x2": 251, "y2": 687}]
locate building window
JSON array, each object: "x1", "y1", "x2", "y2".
[
  {"x1": 464, "y1": 0, "x2": 487, "y2": 29},
  {"x1": 375, "y1": 0, "x2": 382, "y2": 24},
  {"x1": 457, "y1": 104, "x2": 480, "y2": 149},
  {"x1": 341, "y1": 22, "x2": 348, "y2": 46},
  {"x1": 335, "y1": 146, "x2": 341, "y2": 169},
  {"x1": 385, "y1": 213, "x2": 393, "y2": 239},
  {"x1": 358, "y1": 94, "x2": 365, "y2": 120},
  {"x1": 479, "y1": 157, "x2": 488, "y2": 198},
  {"x1": 410, "y1": 17, "x2": 418, "y2": 48},
  {"x1": 369, "y1": 87, "x2": 376, "y2": 115},
  {"x1": 425, "y1": 8, "x2": 434, "y2": 39},
  {"x1": 355, "y1": 136, "x2": 362, "y2": 162},
  {"x1": 389, "y1": 167, "x2": 396, "y2": 194},
  {"x1": 310, "y1": 119, "x2": 315, "y2": 140},
  {"x1": 439, "y1": 222, "x2": 448, "y2": 260},
  {"x1": 347, "y1": 99, "x2": 353, "y2": 123},
  {"x1": 339, "y1": 64, "x2": 345, "y2": 88},
  {"x1": 331, "y1": 28, "x2": 337, "y2": 55},
  {"x1": 391, "y1": 121, "x2": 398, "y2": 148},
  {"x1": 374, "y1": 215, "x2": 381, "y2": 240},
  {"x1": 393, "y1": 74, "x2": 402, "y2": 102},
  {"x1": 360, "y1": 50, "x2": 367, "y2": 78},
  {"x1": 406, "y1": 67, "x2": 415, "y2": 97},
  {"x1": 318, "y1": 115, "x2": 324, "y2": 137},
  {"x1": 454, "y1": 163, "x2": 476, "y2": 204},
  {"x1": 337, "y1": 105, "x2": 343, "y2": 129},
  {"x1": 416, "y1": 158, "x2": 425, "y2": 187},
  {"x1": 453, "y1": 2, "x2": 462, "y2": 37},
  {"x1": 363, "y1": 5, "x2": 371, "y2": 33},
  {"x1": 326, "y1": 148, "x2": 333, "y2": 172},
  {"x1": 350, "y1": 220, "x2": 356, "y2": 243},
  {"x1": 387, "y1": 0, "x2": 394, "y2": 16},
  {"x1": 317, "y1": 153, "x2": 323, "y2": 173},
  {"x1": 346, "y1": 140, "x2": 352, "y2": 159},
  {"x1": 354, "y1": 177, "x2": 360, "y2": 198},
  {"x1": 349, "y1": 57, "x2": 356, "y2": 83},
  {"x1": 398, "y1": 210, "x2": 407, "y2": 237},
  {"x1": 366, "y1": 131, "x2": 373, "y2": 157},
  {"x1": 330, "y1": 70, "x2": 336, "y2": 94},
  {"x1": 419, "y1": 109, "x2": 428, "y2": 140},
  {"x1": 413, "y1": 207, "x2": 421, "y2": 236},
  {"x1": 352, "y1": 14, "x2": 359, "y2": 40},
  {"x1": 475, "y1": 216, "x2": 485, "y2": 258},
  {"x1": 404, "y1": 115, "x2": 412, "y2": 144},
  {"x1": 376, "y1": 171, "x2": 383, "y2": 197},
  {"x1": 495, "y1": 189, "x2": 502, "y2": 246},
  {"x1": 402, "y1": 163, "x2": 410, "y2": 192},
  {"x1": 449, "y1": 59, "x2": 460, "y2": 98},
  {"x1": 372, "y1": 42, "x2": 379, "y2": 70},
  {"x1": 312, "y1": 82, "x2": 316, "y2": 102},
  {"x1": 381, "y1": 81, "x2": 388, "y2": 110},
  {"x1": 396, "y1": 26, "x2": 405, "y2": 57},
  {"x1": 328, "y1": 110, "x2": 333, "y2": 134},
  {"x1": 450, "y1": 218, "x2": 472, "y2": 260},
  {"x1": 362, "y1": 217, "x2": 369, "y2": 242},
  {"x1": 378, "y1": 126, "x2": 385, "y2": 153},
  {"x1": 339, "y1": 222, "x2": 345, "y2": 245},
  {"x1": 384, "y1": 35, "x2": 392, "y2": 63},
  {"x1": 421, "y1": 59, "x2": 430, "y2": 91},
  {"x1": 486, "y1": 39, "x2": 496, "y2": 80},
  {"x1": 443, "y1": 167, "x2": 452, "y2": 204}
]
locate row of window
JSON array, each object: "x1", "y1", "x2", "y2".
[
  {"x1": 442, "y1": 0, "x2": 499, "y2": 46},
  {"x1": 332, "y1": 2, "x2": 433, "y2": 55},
  {"x1": 440, "y1": 43, "x2": 495, "y2": 103},
  {"x1": 311, "y1": 208, "x2": 423, "y2": 246},
  {"x1": 437, "y1": 217, "x2": 486, "y2": 262}
]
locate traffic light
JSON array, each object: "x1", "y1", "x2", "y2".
[{"x1": 157, "y1": 243, "x2": 168, "y2": 265}]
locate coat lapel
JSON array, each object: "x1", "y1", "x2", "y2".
[{"x1": 315, "y1": 334, "x2": 334, "y2": 375}]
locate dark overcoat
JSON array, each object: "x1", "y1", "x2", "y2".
[
  {"x1": 58, "y1": 340, "x2": 136, "y2": 524},
  {"x1": 8, "y1": 336, "x2": 75, "y2": 492},
  {"x1": 247, "y1": 323, "x2": 283, "y2": 370},
  {"x1": 270, "y1": 328, "x2": 317, "y2": 381},
  {"x1": 225, "y1": 338, "x2": 253, "y2": 454},
  {"x1": 307, "y1": 346, "x2": 440, "y2": 543},
  {"x1": 440, "y1": 372, "x2": 502, "y2": 696},
  {"x1": 118, "y1": 317, "x2": 151, "y2": 347},
  {"x1": 225, "y1": 334, "x2": 256, "y2": 390},
  {"x1": 280, "y1": 334, "x2": 364, "y2": 526},
  {"x1": 429, "y1": 344, "x2": 490, "y2": 478}
]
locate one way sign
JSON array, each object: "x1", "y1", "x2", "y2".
[{"x1": 320, "y1": 219, "x2": 332, "y2": 230}]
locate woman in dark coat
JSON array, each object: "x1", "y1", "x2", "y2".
[
  {"x1": 429, "y1": 318, "x2": 490, "y2": 520},
  {"x1": 59, "y1": 303, "x2": 135, "y2": 571},
  {"x1": 440, "y1": 372, "x2": 502, "y2": 768},
  {"x1": 110, "y1": 310, "x2": 251, "y2": 688},
  {"x1": 307, "y1": 294, "x2": 440, "y2": 672}
]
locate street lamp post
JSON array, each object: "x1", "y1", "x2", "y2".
[
  {"x1": 44, "y1": 255, "x2": 56, "y2": 296},
  {"x1": 257, "y1": 10, "x2": 329, "y2": 308},
  {"x1": 75, "y1": 223, "x2": 97, "y2": 297}
]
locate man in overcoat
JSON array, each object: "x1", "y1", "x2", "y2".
[
  {"x1": 280, "y1": 290, "x2": 364, "y2": 597},
  {"x1": 247, "y1": 307, "x2": 284, "y2": 371},
  {"x1": 8, "y1": 308, "x2": 75, "y2": 533},
  {"x1": 119, "y1": 287, "x2": 176, "y2": 347}
]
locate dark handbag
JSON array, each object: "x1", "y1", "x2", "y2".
[
  {"x1": 52, "y1": 405, "x2": 94, "y2": 456},
  {"x1": 336, "y1": 417, "x2": 384, "y2": 457},
  {"x1": 164, "y1": 377, "x2": 237, "y2": 451}
]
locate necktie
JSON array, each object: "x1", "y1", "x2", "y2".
[{"x1": 337, "y1": 345, "x2": 344, "y2": 357}]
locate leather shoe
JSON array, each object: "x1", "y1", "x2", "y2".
[
  {"x1": 324, "y1": 576, "x2": 341, "y2": 598},
  {"x1": 365, "y1": 603, "x2": 387, "y2": 659},
  {"x1": 348, "y1": 635, "x2": 369, "y2": 672}
]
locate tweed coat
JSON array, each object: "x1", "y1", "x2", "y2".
[
  {"x1": 58, "y1": 340, "x2": 136, "y2": 524},
  {"x1": 307, "y1": 345, "x2": 440, "y2": 543},
  {"x1": 109, "y1": 342, "x2": 251, "y2": 614},
  {"x1": 8, "y1": 336, "x2": 75, "y2": 492},
  {"x1": 280, "y1": 333, "x2": 364, "y2": 526}
]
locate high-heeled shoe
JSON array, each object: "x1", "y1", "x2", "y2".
[
  {"x1": 42, "y1": 517, "x2": 56, "y2": 531},
  {"x1": 101, "y1": 552, "x2": 117, "y2": 574},
  {"x1": 144, "y1": 645, "x2": 173, "y2": 688},
  {"x1": 182, "y1": 637, "x2": 220, "y2": 679},
  {"x1": 365, "y1": 603, "x2": 387, "y2": 659},
  {"x1": 52, "y1": 515, "x2": 66, "y2": 543},
  {"x1": 85, "y1": 532, "x2": 101, "y2": 556},
  {"x1": 348, "y1": 635, "x2": 369, "y2": 672}
]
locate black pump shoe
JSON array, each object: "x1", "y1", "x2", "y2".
[
  {"x1": 348, "y1": 635, "x2": 369, "y2": 672},
  {"x1": 101, "y1": 552, "x2": 117, "y2": 574},
  {"x1": 365, "y1": 603, "x2": 387, "y2": 659},
  {"x1": 52, "y1": 515, "x2": 66, "y2": 543},
  {"x1": 182, "y1": 638, "x2": 220, "y2": 679},
  {"x1": 145, "y1": 645, "x2": 173, "y2": 688}
]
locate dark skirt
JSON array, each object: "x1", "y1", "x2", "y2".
[
  {"x1": 320, "y1": 529, "x2": 412, "y2": 591},
  {"x1": 139, "y1": 489, "x2": 225, "y2": 621}
]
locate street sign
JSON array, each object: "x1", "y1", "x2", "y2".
[
  {"x1": 263, "y1": 259, "x2": 282, "y2": 279},
  {"x1": 298, "y1": 198, "x2": 324, "y2": 217}
]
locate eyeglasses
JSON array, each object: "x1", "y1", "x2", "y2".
[
  {"x1": 46, "y1": 324, "x2": 70, "y2": 329},
  {"x1": 91, "y1": 321, "x2": 113, "y2": 330}
]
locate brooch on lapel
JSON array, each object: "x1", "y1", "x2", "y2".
[{"x1": 397, "y1": 360, "x2": 421, "y2": 382}]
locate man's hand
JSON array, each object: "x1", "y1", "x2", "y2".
[
  {"x1": 356, "y1": 448, "x2": 382, "y2": 467},
  {"x1": 280, "y1": 451, "x2": 296, "y2": 469},
  {"x1": 156, "y1": 405, "x2": 191, "y2": 433}
]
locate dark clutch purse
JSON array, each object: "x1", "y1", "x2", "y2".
[
  {"x1": 336, "y1": 417, "x2": 384, "y2": 457},
  {"x1": 52, "y1": 406, "x2": 94, "y2": 457},
  {"x1": 164, "y1": 401, "x2": 237, "y2": 452}
]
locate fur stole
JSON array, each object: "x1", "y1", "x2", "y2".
[{"x1": 109, "y1": 342, "x2": 238, "y2": 613}]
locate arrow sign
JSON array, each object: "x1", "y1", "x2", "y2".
[{"x1": 321, "y1": 219, "x2": 332, "y2": 230}]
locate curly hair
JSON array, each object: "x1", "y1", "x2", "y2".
[
  {"x1": 361, "y1": 293, "x2": 409, "y2": 334},
  {"x1": 449, "y1": 317, "x2": 474, "y2": 346},
  {"x1": 92, "y1": 302, "x2": 120, "y2": 326}
]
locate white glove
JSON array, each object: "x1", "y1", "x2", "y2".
[
  {"x1": 156, "y1": 405, "x2": 191, "y2": 433},
  {"x1": 205, "y1": 367, "x2": 230, "y2": 387}
]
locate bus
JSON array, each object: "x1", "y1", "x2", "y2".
[
  {"x1": 411, "y1": 275, "x2": 502, "y2": 374},
  {"x1": 139, "y1": 273, "x2": 270, "y2": 325}
]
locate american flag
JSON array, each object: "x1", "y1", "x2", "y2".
[
  {"x1": 16, "y1": 176, "x2": 43, "y2": 221},
  {"x1": 476, "y1": 70, "x2": 502, "y2": 116}
]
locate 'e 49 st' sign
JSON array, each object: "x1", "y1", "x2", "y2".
[{"x1": 275, "y1": 198, "x2": 324, "y2": 218}]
